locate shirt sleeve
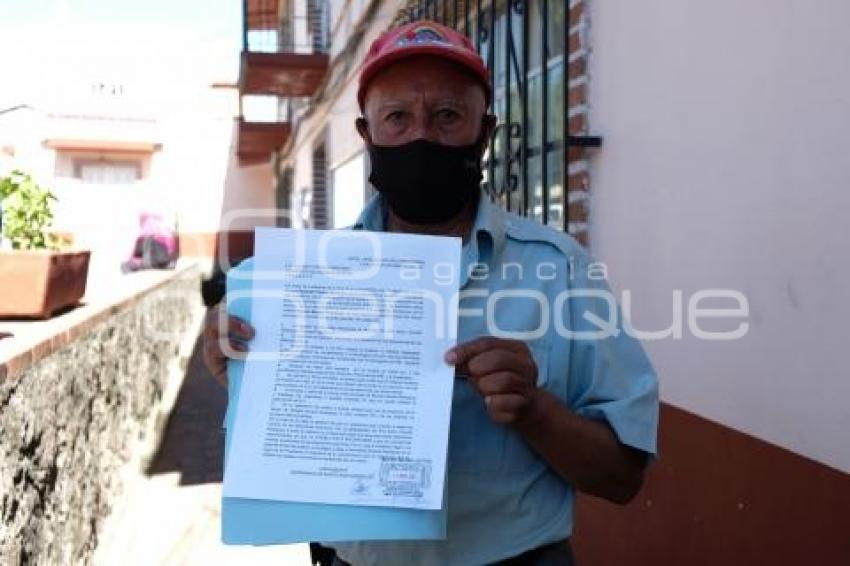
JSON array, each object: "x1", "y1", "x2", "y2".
[{"x1": 562, "y1": 256, "x2": 660, "y2": 456}]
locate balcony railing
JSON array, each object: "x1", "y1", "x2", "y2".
[
  {"x1": 239, "y1": 0, "x2": 330, "y2": 97},
  {"x1": 242, "y1": 0, "x2": 329, "y2": 54}
]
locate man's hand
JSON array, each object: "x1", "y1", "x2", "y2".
[
  {"x1": 202, "y1": 304, "x2": 254, "y2": 388},
  {"x1": 447, "y1": 335, "x2": 647, "y2": 503},
  {"x1": 445, "y1": 336, "x2": 540, "y2": 425}
]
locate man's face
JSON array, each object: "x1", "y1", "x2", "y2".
[{"x1": 357, "y1": 55, "x2": 491, "y2": 148}]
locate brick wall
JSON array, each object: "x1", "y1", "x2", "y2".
[{"x1": 567, "y1": 0, "x2": 591, "y2": 246}]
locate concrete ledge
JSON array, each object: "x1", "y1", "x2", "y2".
[{"x1": 0, "y1": 261, "x2": 201, "y2": 383}]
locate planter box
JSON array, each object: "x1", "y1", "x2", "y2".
[{"x1": 0, "y1": 250, "x2": 90, "y2": 319}]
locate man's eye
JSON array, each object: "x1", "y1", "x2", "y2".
[
  {"x1": 436, "y1": 109, "x2": 460, "y2": 122},
  {"x1": 386, "y1": 111, "x2": 406, "y2": 122}
]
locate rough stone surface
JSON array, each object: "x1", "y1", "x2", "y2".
[{"x1": 0, "y1": 271, "x2": 199, "y2": 565}]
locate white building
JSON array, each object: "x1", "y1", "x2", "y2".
[{"x1": 0, "y1": 23, "x2": 276, "y2": 282}]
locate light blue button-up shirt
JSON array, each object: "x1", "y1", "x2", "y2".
[{"x1": 330, "y1": 191, "x2": 659, "y2": 566}]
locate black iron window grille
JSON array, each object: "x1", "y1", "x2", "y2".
[{"x1": 400, "y1": 0, "x2": 601, "y2": 234}]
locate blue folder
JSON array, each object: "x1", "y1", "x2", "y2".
[{"x1": 221, "y1": 258, "x2": 447, "y2": 545}]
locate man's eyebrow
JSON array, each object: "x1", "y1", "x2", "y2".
[
  {"x1": 372, "y1": 96, "x2": 471, "y2": 115},
  {"x1": 375, "y1": 101, "x2": 412, "y2": 113},
  {"x1": 431, "y1": 97, "x2": 467, "y2": 107}
]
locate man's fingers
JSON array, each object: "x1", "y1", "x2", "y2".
[
  {"x1": 445, "y1": 336, "x2": 526, "y2": 366},
  {"x1": 474, "y1": 371, "x2": 528, "y2": 396},
  {"x1": 203, "y1": 333, "x2": 248, "y2": 365},
  {"x1": 220, "y1": 337, "x2": 249, "y2": 358},
  {"x1": 484, "y1": 394, "x2": 527, "y2": 424},
  {"x1": 206, "y1": 309, "x2": 254, "y2": 341},
  {"x1": 225, "y1": 316, "x2": 254, "y2": 340},
  {"x1": 202, "y1": 306, "x2": 251, "y2": 389},
  {"x1": 467, "y1": 349, "x2": 535, "y2": 379}
]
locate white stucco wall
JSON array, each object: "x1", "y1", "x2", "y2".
[
  {"x1": 0, "y1": 28, "x2": 275, "y2": 261},
  {"x1": 217, "y1": 119, "x2": 276, "y2": 232},
  {"x1": 587, "y1": 0, "x2": 850, "y2": 472}
]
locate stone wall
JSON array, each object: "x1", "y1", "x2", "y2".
[{"x1": 0, "y1": 268, "x2": 202, "y2": 565}]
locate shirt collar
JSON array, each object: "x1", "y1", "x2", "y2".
[
  {"x1": 351, "y1": 191, "x2": 388, "y2": 232},
  {"x1": 352, "y1": 190, "x2": 507, "y2": 282},
  {"x1": 353, "y1": 191, "x2": 505, "y2": 246},
  {"x1": 466, "y1": 190, "x2": 506, "y2": 265}
]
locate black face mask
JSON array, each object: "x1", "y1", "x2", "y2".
[{"x1": 366, "y1": 138, "x2": 483, "y2": 225}]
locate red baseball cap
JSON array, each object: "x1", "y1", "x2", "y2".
[{"x1": 357, "y1": 20, "x2": 491, "y2": 111}]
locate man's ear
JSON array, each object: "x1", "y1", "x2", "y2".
[
  {"x1": 355, "y1": 117, "x2": 372, "y2": 144},
  {"x1": 479, "y1": 114, "x2": 498, "y2": 154}
]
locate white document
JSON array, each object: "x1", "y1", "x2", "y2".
[{"x1": 222, "y1": 228, "x2": 461, "y2": 510}]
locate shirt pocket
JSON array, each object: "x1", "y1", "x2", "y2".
[{"x1": 447, "y1": 339, "x2": 550, "y2": 475}]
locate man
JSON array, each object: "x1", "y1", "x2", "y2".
[{"x1": 204, "y1": 20, "x2": 658, "y2": 566}]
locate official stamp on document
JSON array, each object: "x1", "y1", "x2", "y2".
[{"x1": 379, "y1": 457, "x2": 432, "y2": 499}]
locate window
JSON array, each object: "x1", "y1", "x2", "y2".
[
  {"x1": 401, "y1": 0, "x2": 570, "y2": 230},
  {"x1": 73, "y1": 160, "x2": 141, "y2": 184},
  {"x1": 479, "y1": 0, "x2": 565, "y2": 228},
  {"x1": 311, "y1": 142, "x2": 330, "y2": 228},
  {"x1": 277, "y1": 167, "x2": 294, "y2": 227}
]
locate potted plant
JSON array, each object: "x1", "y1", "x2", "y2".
[{"x1": 0, "y1": 170, "x2": 90, "y2": 319}]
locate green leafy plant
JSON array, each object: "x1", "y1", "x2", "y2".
[{"x1": 0, "y1": 170, "x2": 59, "y2": 250}]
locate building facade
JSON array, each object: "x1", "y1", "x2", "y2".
[
  {"x1": 0, "y1": 36, "x2": 277, "y2": 280},
  {"x1": 237, "y1": 0, "x2": 582, "y2": 240},
  {"x1": 236, "y1": 0, "x2": 850, "y2": 564}
]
